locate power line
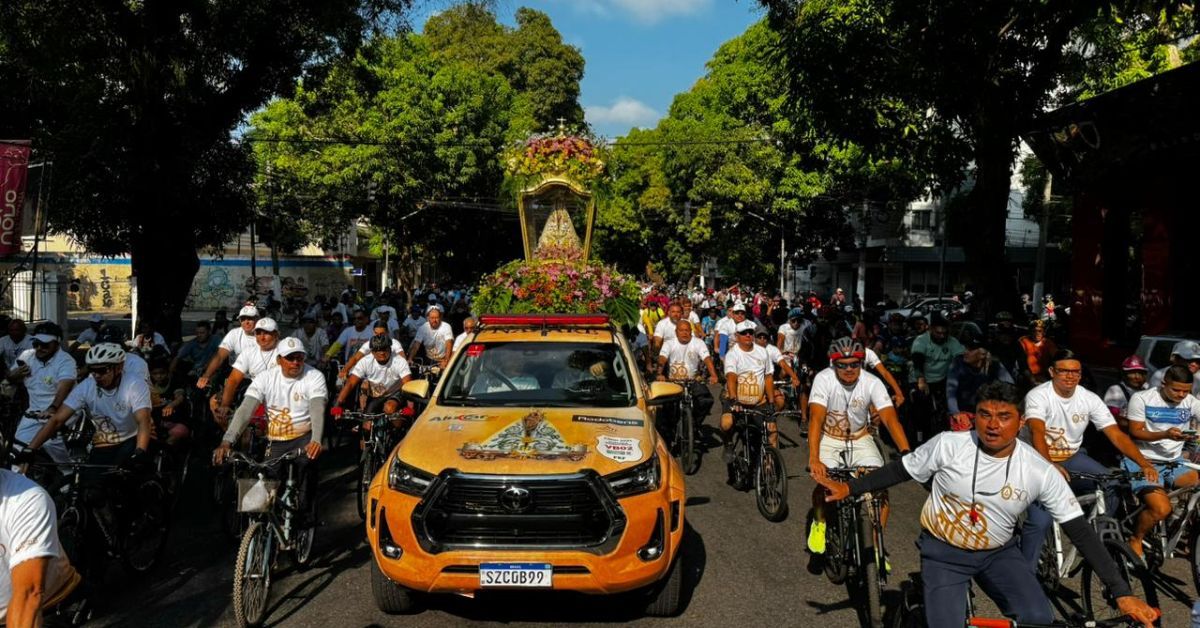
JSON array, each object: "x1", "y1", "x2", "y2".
[{"x1": 240, "y1": 135, "x2": 777, "y2": 149}]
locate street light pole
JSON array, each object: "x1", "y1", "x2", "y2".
[{"x1": 745, "y1": 209, "x2": 785, "y2": 296}]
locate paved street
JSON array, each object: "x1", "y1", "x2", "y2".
[{"x1": 96, "y1": 401, "x2": 1194, "y2": 627}]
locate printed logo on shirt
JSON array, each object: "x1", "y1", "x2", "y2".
[
  {"x1": 920, "y1": 493, "x2": 992, "y2": 551},
  {"x1": 1044, "y1": 426, "x2": 1074, "y2": 461},
  {"x1": 1000, "y1": 485, "x2": 1028, "y2": 502},
  {"x1": 736, "y1": 372, "x2": 763, "y2": 405},
  {"x1": 1070, "y1": 412, "x2": 1085, "y2": 425}
]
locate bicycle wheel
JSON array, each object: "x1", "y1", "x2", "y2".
[
  {"x1": 889, "y1": 577, "x2": 925, "y2": 628},
  {"x1": 1081, "y1": 540, "x2": 1157, "y2": 622},
  {"x1": 123, "y1": 480, "x2": 170, "y2": 575},
  {"x1": 859, "y1": 512, "x2": 883, "y2": 628},
  {"x1": 680, "y1": 403, "x2": 699, "y2": 476},
  {"x1": 233, "y1": 521, "x2": 273, "y2": 628},
  {"x1": 357, "y1": 450, "x2": 379, "y2": 521},
  {"x1": 1188, "y1": 524, "x2": 1200, "y2": 599},
  {"x1": 57, "y1": 505, "x2": 87, "y2": 573},
  {"x1": 728, "y1": 430, "x2": 751, "y2": 491},
  {"x1": 1035, "y1": 533, "x2": 1060, "y2": 592},
  {"x1": 824, "y1": 512, "x2": 849, "y2": 585},
  {"x1": 755, "y1": 445, "x2": 788, "y2": 521}
]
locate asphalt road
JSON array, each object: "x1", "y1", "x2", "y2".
[{"x1": 94, "y1": 400, "x2": 1195, "y2": 627}]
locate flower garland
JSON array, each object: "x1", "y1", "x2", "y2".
[
  {"x1": 474, "y1": 259, "x2": 641, "y2": 329},
  {"x1": 504, "y1": 133, "x2": 606, "y2": 184}
]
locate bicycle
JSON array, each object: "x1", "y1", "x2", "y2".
[
  {"x1": 727, "y1": 405, "x2": 788, "y2": 521},
  {"x1": 227, "y1": 449, "x2": 315, "y2": 628},
  {"x1": 212, "y1": 416, "x2": 266, "y2": 541},
  {"x1": 340, "y1": 410, "x2": 406, "y2": 520},
  {"x1": 411, "y1": 356, "x2": 444, "y2": 387},
  {"x1": 1120, "y1": 458, "x2": 1200, "y2": 598},
  {"x1": 823, "y1": 464, "x2": 888, "y2": 628},
  {"x1": 665, "y1": 378, "x2": 702, "y2": 476},
  {"x1": 773, "y1": 376, "x2": 805, "y2": 433}
]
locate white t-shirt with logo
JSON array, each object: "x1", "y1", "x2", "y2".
[
  {"x1": 715, "y1": 316, "x2": 736, "y2": 338},
  {"x1": 0, "y1": 470, "x2": 78, "y2": 621},
  {"x1": 64, "y1": 374, "x2": 151, "y2": 447},
  {"x1": 723, "y1": 345, "x2": 772, "y2": 404},
  {"x1": 659, "y1": 337, "x2": 711, "y2": 380},
  {"x1": 350, "y1": 355, "x2": 412, "y2": 397},
  {"x1": 246, "y1": 366, "x2": 328, "y2": 441},
  {"x1": 415, "y1": 322, "x2": 454, "y2": 360},
  {"x1": 809, "y1": 368, "x2": 893, "y2": 439},
  {"x1": 218, "y1": 328, "x2": 259, "y2": 361},
  {"x1": 1023, "y1": 382, "x2": 1115, "y2": 461},
  {"x1": 653, "y1": 317, "x2": 679, "y2": 342},
  {"x1": 1127, "y1": 388, "x2": 1200, "y2": 461},
  {"x1": 232, "y1": 346, "x2": 280, "y2": 380},
  {"x1": 763, "y1": 343, "x2": 785, "y2": 367},
  {"x1": 335, "y1": 325, "x2": 374, "y2": 362},
  {"x1": 778, "y1": 322, "x2": 808, "y2": 354},
  {"x1": 903, "y1": 431, "x2": 1083, "y2": 550},
  {"x1": 0, "y1": 336, "x2": 33, "y2": 369},
  {"x1": 18, "y1": 349, "x2": 77, "y2": 413}
]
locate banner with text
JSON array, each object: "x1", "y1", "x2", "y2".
[{"x1": 0, "y1": 141, "x2": 32, "y2": 256}]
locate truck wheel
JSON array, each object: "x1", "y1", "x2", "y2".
[
  {"x1": 371, "y1": 557, "x2": 420, "y2": 614},
  {"x1": 643, "y1": 552, "x2": 684, "y2": 617}
]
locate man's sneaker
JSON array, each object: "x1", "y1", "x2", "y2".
[
  {"x1": 806, "y1": 551, "x2": 825, "y2": 575},
  {"x1": 807, "y1": 520, "x2": 826, "y2": 554}
]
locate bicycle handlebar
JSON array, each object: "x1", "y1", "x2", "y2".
[
  {"x1": 226, "y1": 449, "x2": 303, "y2": 471},
  {"x1": 1069, "y1": 470, "x2": 1144, "y2": 482}
]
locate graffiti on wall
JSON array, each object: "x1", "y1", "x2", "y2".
[
  {"x1": 187, "y1": 267, "x2": 239, "y2": 310},
  {"x1": 66, "y1": 263, "x2": 133, "y2": 311}
]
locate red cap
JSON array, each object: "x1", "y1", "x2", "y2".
[{"x1": 1121, "y1": 355, "x2": 1147, "y2": 372}]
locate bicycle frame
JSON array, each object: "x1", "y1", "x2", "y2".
[
  {"x1": 827, "y1": 466, "x2": 887, "y2": 586},
  {"x1": 231, "y1": 452, "x2": 303, "y2": 552},
  {"x1": 1120, "y1": 460, "x2": 1200, "y2": 562}
]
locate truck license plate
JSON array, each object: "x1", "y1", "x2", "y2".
[{"x1": 479, "y1": 563, "x2": 553, "y2": 588}]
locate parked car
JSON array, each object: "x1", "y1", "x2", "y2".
[
  {"x1": 368, "y1": 313, "x2": 689, "y2": 617},
  {"x1": 1135, "y1": 332, "x2": 1200, "y2": 373},
  {"x1": 883, "y1": 297, "x2": 965, "y2": 321}
]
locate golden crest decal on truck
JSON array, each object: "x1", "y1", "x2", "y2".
[{"x1": 459, "y1": 410, "x2": 588, "y2": 461}]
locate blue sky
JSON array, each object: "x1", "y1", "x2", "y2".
[{"x1": 413, "y1": 1, "x2": 765, "y2": 137}]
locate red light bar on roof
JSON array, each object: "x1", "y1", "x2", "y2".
[{"x1": 479, "y1": 314, "x2": 611, "y2": 326}]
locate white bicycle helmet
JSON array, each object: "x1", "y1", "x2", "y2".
[
  {"x1": 828, "y1": 337, "x2": 865, "y2": 361},
  {"x1": 86, "y1": 342, "x2": 126, "y2": 366}
]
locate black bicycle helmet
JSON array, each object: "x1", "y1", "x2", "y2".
[{"x1": 368, "y1": 334, "x2": 391, "y2": 352}]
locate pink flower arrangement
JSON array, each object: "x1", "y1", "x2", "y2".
[{"x1": 474, "y1": 259, "x2": 641, "y2": 327}]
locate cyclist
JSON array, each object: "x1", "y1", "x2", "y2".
[
  {"x1": 814, "y1": 382, "x2": 1158, "y2": 628},
  {"x1": 452, "y1": 316, "x2": 479, "y2": 354},
  {"x1": 323, "y1": 309, "x2": 373, "y2": 366},
  {"x1": 721, "y1": 320, "x2": 783, "y2": 477},
  {"x1": 777, "y1": 309, "x2": 811, "y2": 366},
  {"x1": 1104, "y1": 355, "x2": 1150, "y2": 429},
  {"x1": 1019, "y1": 319, "x2": 1057, "y2": 385},
  {"x1": 807, "y1": 338, "x2": 911, "y2": 557},
  {"x1": 0, "y1": 319, "x2": 32, "y2": 370},
  {"x1": 1019, "y1": 349, "x2": 1159, "y2": 570},
  {"x1": 148, "y1": 358, "x2": 189, "y2": 446},
  {"x1": 680, "y1": 299, "x2": 704, "y2": 340},
  {"x1": 0, "y1": 467, "x2": 82, "y2": 626},
  {"x1": 910, "y1": 316, "x2": 964, "y2": 437},
  {"x1": 289, "y1": 315, "x2": 329, "y2": 367},
  {"x1": 1122, "y1": 365, "x2": 1200, "y2": 560},
  {"x1": 714, "y1": 303, "x2": 747, "y2": 363},
  {"x1": 8, "y1": 323, "x2": 77, "y2": 464},
  {"x1": 752, "y1": 330, "x2": 802, "y2": 392},
  {"x1": 171, "y1": 321, "x2": 219, "y2": 383},
  {"x1": 70, "y1": 313, "x2": 103, "y2": 349},
  {"x1": 652, "y1": 303, "x2": 684, "y2": 357},
  {"x1": 1147, "y1": 340, "x2": 1200, "y2": 396},
  {"x1": 401, "y1": 306, "x2": 425, "y2": 345},
  {"x1": 340, "y1": 319, "x2": 405, "y2": 379},
  {"x1": 945, "y1": 333, "x2": 1013, "y2": 431},
  {"x1": 28, "y1": 343, "x2": 153, "y2": 477},
  {"x1": 372, "y1": 307, "x2": 401, "y2": 341},
  {"x1": 214, "y1": 318, "x2": 281, "y2": 428},
  {"x1": 408, "y1": 306, "x2": 454, "y2": 370},
  {"x1": 331, "y1": 334, "x2": 413, "y2": 416},
  {"x1": 197, "y1": 305, "x2": 260, "y2": 389},
  {"x1": 213, "y1": 337, "x2": 327, "y2": 525},
  {"x1": 657, "y1": 321, "x2": 718, "y2": 428}
]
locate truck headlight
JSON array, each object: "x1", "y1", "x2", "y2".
[
  {"x1": 605, "y1": 453, "x2": 661, "y2": 498},
  {"x1": 388, "y1": 456, "x2": 435, "y2": 496}
]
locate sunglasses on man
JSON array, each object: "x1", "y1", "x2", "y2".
[{"x1": 833, "y1": 361, "x2": 862, "y2": 370}]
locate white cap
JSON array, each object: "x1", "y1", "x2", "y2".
[
  {"x1": 366, "y1": 291, "x2": 375, "y2": 297},
  {"x1": 33, "y1": 334, "x2": 58, "y2": 344},
  {"x1": 276, "y1": 336, "x2": 307, "y2": 357},
  {"x1": 238, "y1": 305, "x2": 260, "y2": 319},
  {"x1": 735, "y1": 320, "x2": 757, "y2": 333},
  {"x1": 88, "y1": 314, "x2": 103, "y2": 323},
  {"x1": 1172, "y1": 340, "x2": 1200, "y2": 361},
  {"x1": 254, "y1": 318, "x2": 278, "y2": 333},
  {"x1": 426, "y1": 304, "x2": 443, "y2": 315},
  {"x1": 731, "y1": 303, "x2": 746, "y2": 312}
]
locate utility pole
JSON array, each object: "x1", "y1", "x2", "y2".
[
  {"x1": 936, "y1": 196, "x2": 948, "y2": 302},
  {"x1": 267, "y1": 165, "x2": 281, "y2": 303},
  {"x1": 778, "y1": 226, "x2": 785, "y2": 297},
  {"x1": 1032, "y1": 172, "x2": 1052, "y2": 308},
  {"x1": 856, "y1": 200, "x2": 868, "y2": 307}
]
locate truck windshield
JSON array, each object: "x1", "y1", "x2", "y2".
[{"x1": 439, "y1": 341, "x2": 636, "y2": 408}]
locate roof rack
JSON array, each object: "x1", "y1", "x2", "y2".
[{"x1": 478, "y1": 314, "x2": 611, "y2": 336}]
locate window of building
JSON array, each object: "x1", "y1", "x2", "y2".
[{"x1": 911, "y1": 210, "x2": 932, "y2": 230}]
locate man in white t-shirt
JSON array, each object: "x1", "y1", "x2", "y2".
[
  {"x1": 30, "y1": 343, "x2": 153, "y2": 474},
  {"x1": 402, "y1": 307, "x2": 425, "y2": 343},
  {"x1": 680, "y1": 300, "x2": 704, "y2": 340},
  {"x1": 214, "y1": 337, "x2": 328, "y2": 525},
  {"x1": 215, "y1": 317, "x2": 281, "y2": 427},
  {"x1": 652, "y1": 303, "x2": 683, "y2": 357},
  {"x1": 290, "y1": 316, "x2": 330, "y2": 367},
  {"x1": 198, "y1": 304, "x2": 260, "y2": 389},
  {"x1": 657, "y1": 321, "x2": 718, "y2": 430},
  {"x1": 409, "y1": 306, "x2": 454, "y2": 368},
  {"x1": 713, "y1": 303, "x2": 745, "y2": 362},
  {"x1": 720, "y1": 320, "x2": 783, "y2": 471},
  {"x1": 806, "y1": 338, "x2": 910, "y2": 557},
  {"x1": 333, "y1": 334, "x2": 412, "y2": 416},
  {"x1": 8, "y1": 323, "x2": 77, "y2": 464},
  {"x1": 0, "y1": 320, "x2": 33, "y2": 370},
  {"x1": 1020, "y1": 349, "x2": 1157, "y2": 569},
  {"x1": 325, "y1": 309, "x2": 373, "y2": 364},
  {"x1": 72, "y1": 314, "x2": 103, "y2": 348},
  {"x1": 338, "y1": 320, "x2": 405, "y2": 385},
  {"x1": 814, "y1": 382, "x2": 1157, "y2": 628},
  {"x1": 452, "y1": 316, "x2": 479, "y2": 354},
  {"x1": 1147, "y1": 340, "x2": 1200, "y2": 396},
  {"x1": 753, "y1": 330, "x2": 802, "y2": 391},
  {"x1": 1123, "y1": 365, "x2": 1200, "y2": 559},
  {"x1": 776, "y1": 312, "x2": 810, "y2": 361},
  {"x1": 0, "y1": 469, "x2": 81, "y2": 625}
]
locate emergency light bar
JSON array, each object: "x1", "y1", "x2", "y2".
[{"x1": 479, "y1": 314, "x2": 611, "y2": 326}]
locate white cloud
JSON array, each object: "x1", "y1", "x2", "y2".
[
  {"x1": 585, "y1": 97, "x2": 661, "y2": 129},
  {"x1": 561, "y1": 0, "x2": 710, "y2": 24}
]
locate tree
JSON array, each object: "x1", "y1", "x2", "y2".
[
  {"x1": 760, "y1": 0, "x2": 1197, "y2": 312},
  {"x1": 0, "y1": 0, "x2": 409, "y2": 336}
]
